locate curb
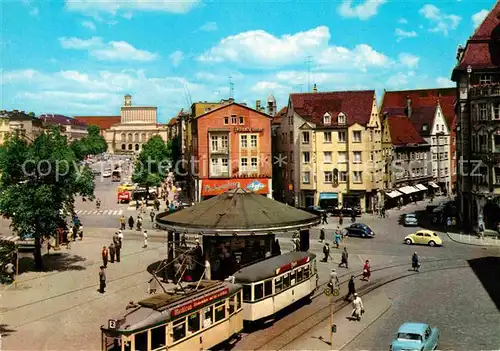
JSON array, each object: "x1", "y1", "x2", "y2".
[
  {"x1": 338, "y1": 296, "x2": 392, "y2": 351},
  {"x1": 446, "y1": 232, "x2": 499, "y2": 247}
]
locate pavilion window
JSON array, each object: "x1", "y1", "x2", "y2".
[
  {"x1": 214, "y1": 301, "x2": 226, "y2": 322},
  {"x1": 172, "y1": 318, "x2": 186, "y2": 342}
]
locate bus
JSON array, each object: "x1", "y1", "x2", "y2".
[
  {"x1": 101, "y1": 281, "x2": 243, "y2": 351},
  {"x1": 232, "y1": 251, "x2": 318, "y2": 323},
  {"x1": 112, "y1": 169, "x2": 121, "y2": 182}
]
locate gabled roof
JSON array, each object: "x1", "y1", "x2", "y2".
[
  {"x1": 74, "y1": 116, "x2": 121, "y2": 130},
  {"x1": 290, "y1": 90, "x2": 375, "y2": 127},
  {"x1": 194, "y1": 102, "x2": 272, "y2": 120},
  {"x1": 452, "y1": 1, "x2": 500, "y2": 73},
  {"x1": 386, "y1": 116, "x2": 428, "y2": 146},
  {"x1": 380, "y1": 88, "x2": 456, "y2": 129},
  {"x1": 40, "y1": 114, "x2": 87, "y2": 127},
  {"x1": 273, "y1": 106, "x2": 287, "y2": 125}
]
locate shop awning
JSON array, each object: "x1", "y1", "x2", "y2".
[
  {"x1": 415, "y1": 184, "x2": 428, "y2": 191},
  {"x1": 398, "y1": 186, "x2": 417, "y2": 194},
  {"x1": 319, "y1": 192, "x2": 338, "y2": 200},
  {"x1": 428, "y1": 182, "x2": 440, "y2": 189},
  {"x1": 385, "y1": 190, "x2": 403, "y2": 198}
]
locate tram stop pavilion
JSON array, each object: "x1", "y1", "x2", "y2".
[{"x1": 156, "y1": 188, "x2": 320, "y2": 280}]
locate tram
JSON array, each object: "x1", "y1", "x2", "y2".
[
  {"x1": 232, "y1": 251, "x2": 318, "y2": 323},
  {"x1": 101, "y1": 281, "x2": 243, "y2": 351}
]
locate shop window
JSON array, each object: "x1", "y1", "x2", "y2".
[
  {"x1": 290, "y1": 270, "x2": 296, "y2": 285},
  {"x1": 134, "y1": 331, "x2": 148, "y2": 351},
  {"x1": 203, "y1": 306, "x2": 213, "y2": 328},
  {"x1": 275, "y1": 276, "x2": 283, "y2": 293},
  {"x1": 228, "y1": 296, "x2": 235, "y2": 314},
  {"x1": 254, "y1": 283, "x2": 264, "y2": 300},
  {"x1": 172, "y1": 319, "x2": 186, "y2": 342},
  {"x1": 264, "y1": 280, "x2": 273, "y2": 296},
  {"x1": 215, "y1": 301, "x2": 226, "y2": 322},
  {"x1": 283, "y1": 273, "x2": 290, "y2": 288},
  {"x1": 151, "y1": 325, "x2": 166, "y2": 350},
  {"x1": 243, "y1": 285, "x2": 251, "y2": 302},
  {"x1": 188, "y1": 312, "x2": 200, "y2": 333}
]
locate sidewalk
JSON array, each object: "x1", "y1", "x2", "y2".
[
  {"x1": 284, "y1": 290, "x2": 392, "y2": 350},
  {"x1": 446, "y1": 231, "x2": 500, "y2": 246}
]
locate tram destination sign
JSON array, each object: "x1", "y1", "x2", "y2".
[{"x1": 171, "y1": 288, "x2": 229, "y2": 317}]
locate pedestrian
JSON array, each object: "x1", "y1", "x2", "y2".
[
  {"x1": 143, "y1": 230, "x2": 148, "y2": 248},
  {"x1": 118, "y1": 230, "x2": 124, "y2": 248},
  {"x1": 135, "y1": 200, "x2": 139, "y2": 210},
  {"x1": 66, "y1": 230, "x2": 72, "y2": 249},
  {"x1": 181, "y1": 232, "x2": 187, "y2": 247},
  {"x1": 322, "y1": 242, "x2": 330, "y2": 262},
  {"x1": 351, "y1": 293, "x2": 364, "y2": 321},
  {"x1": 319, "y1": 226, "x2": 325, "y2": 242},
  {"x1": 412, "y1": 252, "x2": 420, "y2": 272},
  {"x1": 102, "y1": 246, "x2": 108, "y2": 268},
  {"x1": 78, "y1": 225, "x2": 83, "y2": 240},
  {"x1": 321, "y1": 212, "x2": 328, "y2": 225},
  {"x1": 96, "y1": 198, "x2": 101, "y2": 209},
  {"x1": 120, "y1": 215, "x2": 126, "y2": 231},
  {"x1": 345, "y1": 275, "x2": 356, "y2": 300},
  {"x1": 339, "y1": 214, "x2": 344, "y2": 227},
  {"x1": 137, "y1": 215, "x2": 143, "y2": 231},
  {"x1": 114, "y1": 235, "x2": 121, "y2": 263},
  {"x1": 98, "y1": 266, "x2": 106, "y2": 293},
  {"x1": 362, "y1": 260, "x2": 371, "y2": 281},
  {"x1": 339, "y1": 247, "x2": 349, "y2": 268},
  {"x1": 351, "y1": 210, "x2": 356, "y2": 223},
  {"x1": 414, "y1": 196, "x2": 417, "y2": 205},
  {"x1": 447, "y1": 217, "x2": 452, "y2": 228},
  {"x1": 109, "y1": 243, "x2": 116, "y2": 263},
  {"x1": 329, "y1": 268, "x2": 339, "y2": 292},
  {"x1": 334, "y1": 229, "x2": 342, "y2": 249},
  {"x1": 113, "y1": 232, "x2": 120, "y2": 247},
  {"x1": 150, "y1": 209, "x2": 155, "y2": 223},
  {"x1": 4, "y1": 261, "x2": 15, "y2": 282},
  {"x1": 128, "y1": 216, "x2": 134, "y2": 230},
  {"x1": 73, "y1": 225, "x2": 78, "y2": 241}
]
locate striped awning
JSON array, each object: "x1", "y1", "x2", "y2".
[
  {"x1": 385, "y1": 190, "x2": 403, "y2": 198},
  {"x1": 398, "y1": 186, "x2": 418, "y2": 194},
  {"x1": 0, "y1": 235, "x2": 20, "y2": 242},
  {"x1": 428, "y1": 182, "x2": 440, "y2": 189}
]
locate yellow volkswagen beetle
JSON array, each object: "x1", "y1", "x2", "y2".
[
  {"x1": 404, "y1": 230, "x2": 443, "y2": 247},
  {"x1": 118, "y1": 183, "x2": 135, "y2": 192}
]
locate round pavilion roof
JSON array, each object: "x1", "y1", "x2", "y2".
[{"x1": 156, "y1": 188, "x2": 320, "y2": 234}]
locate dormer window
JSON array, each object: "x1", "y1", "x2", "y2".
[
  {"x1": 338, "y1": 113, "x2": 346, "y2": 125},
  {"x1": 422, "y1": 124, "x2": 428, "y2": 132},
  {"x1": 323, "y1": 113, "x2": 331, "y2": 125}
]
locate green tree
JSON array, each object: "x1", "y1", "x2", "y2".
[
  {"x1": 132, "y1": 135, "x2": 171, "y2": 196},
  {"x1": 70, "y1": 125, "x2": 107, "y2": 161},
  {"x1": 0, "y1": 128, "x2": 95, "y2": 270},
  {"x1": 27, "y1": 112, "x2": 36, "y2": 117}
]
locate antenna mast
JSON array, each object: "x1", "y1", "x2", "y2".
[
  {"x1": 229, "y1": 75, "x2": 234, "y2": 99},
  {"x1": 305, "y1": 56, "x2": 313, "y2": 92}
]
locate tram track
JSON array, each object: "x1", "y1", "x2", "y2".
[{"x1": 234, "y1": 257, "x2": 466, "y2": 351}]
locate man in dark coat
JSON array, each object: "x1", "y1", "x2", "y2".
[
  {"x1": 109, "y1": 243, "x2": 116, "y2": 263},
  {"x1": 345, "y1": 275, "x2": 356, "y2": 300},
  {"x1": 99, "y1": 266, "x2": 106, "y2": 293},
  {"x1": 128, "y1": 216, "x2": 134, "y2": 230},
  {"x1": 113, "y1": 233, "x2": 121, "y2": 262},
  {"x1": 339, "y1": 247, "x2": 349, "y2": 268},
  {"x1": 322, "y1": 243, "x2": 330, "y2": 262}
]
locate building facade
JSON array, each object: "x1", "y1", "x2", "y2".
[
  {"x1": 74, "y1": 115, "x2": 121, "y2": 136},
  {"x1": 0, "y1": 110, "x2": 45, "y2": 144},
  {"x1": 278, "y1": 88, "x2": 384, "y2": 212},
  {"x1": 452, "y1": 1, "x2": 500, "y2": 231},
  {"x1": 188, "y1": 102, "x2": 273, "y2": 202},
  {"x1": 39, "y1": 114, "x2": 88, "y2": 141},
  {"x1": 101, "y1": 95, "x2": 169, "y2": 154},
  {"x1": 381, "y1": 88, "x2": 456, "y2": 195},
  {"x1": 382, "y1": 115, "x2": 433, "y2": 206}
]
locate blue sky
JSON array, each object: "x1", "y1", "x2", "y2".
[{"x1": 0, "y1": 0, "x2": 495, "y2": 122}]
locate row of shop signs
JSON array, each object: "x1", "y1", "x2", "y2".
[
  {"x1": 201, "y1": 178, "x2": 269, "y2": 196},
  {"x1": 385, "y1": 182, "x2": 440, "y2": 199}
]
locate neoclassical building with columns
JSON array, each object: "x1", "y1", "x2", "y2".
[{"x1": 103, "y1": 94, "x2": 169, "y2": 154}]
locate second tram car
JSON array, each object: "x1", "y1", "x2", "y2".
[
  {"x1": 232, "y1": 252, "x2": 318, "y2": 323},
  {"x1": 101, "y1": 281, "x2": 243, "y2": 351}
]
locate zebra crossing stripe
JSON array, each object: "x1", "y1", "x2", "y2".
[
  {"x1": 73, "y1": 209, "x2": 123, "y2": 216},
  {"x1": 103, "y1": 210, "x2": 109, "y2": 215},
  {"x1": 118, "y1": 210, "x2": 123, "y2": 215}
]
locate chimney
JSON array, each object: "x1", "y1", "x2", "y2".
[
  {"x1": 256, "y1": 100, "x2": 261, "y2": 110},
  {"x1": 405, "y1": 95, "x2": 412, "y2": 118},
  {"x1": 312, "y1": 84, "x2": 317, "y2": 93}
]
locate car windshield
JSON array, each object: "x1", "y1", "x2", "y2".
[
  {"x1": 397, "y1": 332, "x2": 422, "y2": 341},
  {"x1": 406, "y1": 214, "x2": 416, "y2": 218}
]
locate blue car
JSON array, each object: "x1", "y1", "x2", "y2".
[
  {"x1": 344, "y1": 223, "x2": 375, "y2": 238},
  {"x1": 391, "y1": 322, "x2": 439, "y2": 351}
]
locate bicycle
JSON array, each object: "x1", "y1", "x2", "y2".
[{"x1": 323, "y1": 285, "x2": 340, "y2": 296}]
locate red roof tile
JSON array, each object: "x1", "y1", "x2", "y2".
[
  {"x1": 453, "y1": 1, "x2": 500, "y2": 71},
  {"x1": 168, "y1": 117, "x2": 178, "y2": 126},
  {"x1": 290, "y1": 90, "x2": 375, "y2": 127},
  {"x1": 74, "y1": 116, "x2": 121, "y2": 130},
  {"x1": 386, "y1": 116, "x2": 427, "y2": 146},
  {"x1": 273, "y1": 106, "x2": 287, "y2": 125}
]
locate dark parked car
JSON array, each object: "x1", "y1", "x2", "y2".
[
  {"x1": 344, "y1": 223, "x2": 375, "y2": 238},
  {"x1": 301, "y1": 206, "x2": 326, "y2": 216},
  {"x1": 328, "y1": 206, "x2": 361, "y2": 217}
]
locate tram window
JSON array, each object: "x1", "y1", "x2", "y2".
[
  {"x1": 264, "y1": 280, "x2": 273, "y2": 297},
  {"x1": 104, "y1": 336, "x2": 121, "y2": 351},
  {"x1": 173, "y1": 319, "x2": 186, "y2": 342},
  {"x1": 229, "y1": 296, "x2": 235, "y2": 314},
  {"x1": 254, "y1": 283, "x2": 264, "y2": 300},
  {"x1": 297, "y1": 267, "x2": 303, "y2": 282},
  {"x1": 188, "y1": 312, "x2": 200, "y2": 333},
  {"x1": 151, "y1": 325, "x2": 166, "y2": 350},
  {"x1": 134, "y1": 331, "x2": 148, "y2": 351},
  {"x1": 203, "y1": 306, "x2": 213, "y2": 328},
  {"x1": 290, "y1": 270, "x2": 296, "y2": 285},
  {"x1": 275, "y1": 276, "x2": 283, "y2": 293},
  {"x1": 243, "y1": 285, "x2": 251, "y2": 302},
  {"x1": 215, "y1": 301, "x2": 226, "y2": 322},
  {"x1": 283, "y1": 273, "x2": 290, "y2": 288},
  {"x1": 304, "y1": 266, "x2": 310, "y2": 278}
]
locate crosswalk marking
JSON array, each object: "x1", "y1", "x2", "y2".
[{"x1": 74, "y1": 209, "x2": 124, "y2": 216}]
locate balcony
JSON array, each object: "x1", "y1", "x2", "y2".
[
  {"x1": 209, "y1": 170, "x2": 229, "y2": 178},
  {"x1": 210, "y1": 147, "x2": 229, "y2": 155},
  {"x1": 470, "y1": 84, "x2": 500, "y2": 99}
]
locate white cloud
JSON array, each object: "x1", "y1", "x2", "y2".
[
  {"x1": 387, "y1": 71, "x2": 416, "y2": 87},
  {"x1": 472, "y1": 9, "x2": 489, "y2": 29},
  {"x1": 398, "y1": 18, "x2": 408, "y2": 24},
  {"x1": 199, "y1": 26, "x2": 390, "y2": 71},
  {"x1": 436, "y1": 77, "x2": 454, "y2": 88},
  {"x1": 338, "y1": 0, "x2": 387, "y2": 20},
  {"x1": 398, "y1": 53, "x2": 420, "y2": 68},
  {"x1": 419, "y1": 4, "x2": 461, "y2": 35},
  {"x1": 59, "y1": 36, "x2": 158, "y2": 61},
  {"x1": 81, "y1": 20, "x2": 96, "y2": 30},
  {"x1": 395, "y1": 28, "x2": 417, "y2": 41},
  {"x1": 169, "y1": 50, "x2": 184, "y2": 67},
  {"x1": 199, "y1": 22, "x2": 218, "y2": 31},
  {"x1": 65, "y1": 0, "x2": 200, "y2": 16}
]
